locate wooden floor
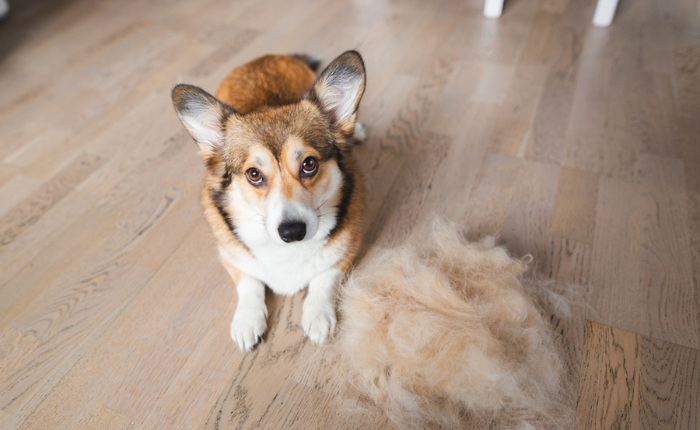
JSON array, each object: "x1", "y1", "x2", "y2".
[{"x1": 0, "y1": 0, "x2": 698, "y2": 428}]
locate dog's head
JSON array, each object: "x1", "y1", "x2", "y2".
[{"x1": 172, "y1": 51, "x2": 365, "y2": 247}]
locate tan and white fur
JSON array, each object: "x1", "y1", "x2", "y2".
[{"x1": 171, "y1": 51, "x2": 366, "y2": 352}]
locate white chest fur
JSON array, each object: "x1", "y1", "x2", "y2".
[{"x1": 219, "y1": 238, "x2": 346, "y2": 295}]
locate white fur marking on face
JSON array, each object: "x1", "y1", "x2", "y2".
[
  {"x1": 265, "y1": 189, "x2": 321, "y2": 244},
  {"x1": 313, "y1": 162, "x2": 343, "y2": 237}
]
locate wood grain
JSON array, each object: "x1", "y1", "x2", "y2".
[
  {"x1": 0, "y1": 153, "x2": 104, "y2": 246},
  {"x1": 578, "y1": 321, "x2": 700, "y2": 430},
  {"x1": 0, "y1": 174, "x2": 42, "y2": 218},
  {"x1": 551, "y1": 167, "x2": 598, "y2": 244},
  {"x1": 262, "y1": 379, "x2": 335, "y2": 430},
  {"x1": 588, "y1": 176, "x2": 644, "y2": 336},
  {"x1": 636, "y1": 155, "x2": 697, "y2": 349},
  {"x1": 576, "y1": 321, "x2": 641, "y2": 430},
  {"x1": 639, "y1": 336, "x2": 700, "y2": 430},
  {"x1": 73, "y1": 405, "x2": 140, "y2": 430},
  {"x1": 524, "y1": 25, "x2": 583, "y2": 165}
]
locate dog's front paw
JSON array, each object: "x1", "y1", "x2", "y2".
[
  {"x1": 302, "y1": 297, "x2": 336, "y2": 345},
  {"x1": 231, "y1": 307, "x2": 267, "y2": 353}
]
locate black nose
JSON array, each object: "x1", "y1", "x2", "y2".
[{"x1": 278, "y1": 221, "x2": 306, "y2": 243}]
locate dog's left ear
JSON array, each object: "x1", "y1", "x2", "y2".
[{"x1": 306, "y1": 50, "x2": 366, "y2": 137}]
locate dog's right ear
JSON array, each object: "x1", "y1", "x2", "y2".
[{"x1": 171, "y1": 84, "x2": 233, "y2": 161}]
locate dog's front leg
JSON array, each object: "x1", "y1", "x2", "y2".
[
  {"x1": 302, "y1": 268, "x2": 341, "y2": 345},
  {"x1": 220, "y1": 250, "x2": 268, "y2": 352},
  {"x1": 230, "y1": 274, "x2": 267, "y2": 352}
]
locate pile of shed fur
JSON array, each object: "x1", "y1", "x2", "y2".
[{"x1": 336, "y1": 220, "x2": 578, "y2": 429}]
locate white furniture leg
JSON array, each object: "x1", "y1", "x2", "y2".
[
  {"x1": 0, "y1": 0, "x2": 9, "y2": 20},
  {"x1": 592, "y1": 0, "x2": 619, "y2": 27},
  {"x1": 483, "y1": 0, "x2": 504, "y2": 19}
]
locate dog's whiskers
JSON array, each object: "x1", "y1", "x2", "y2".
[{"x1": 315, "y1": 197, "x2": 333, "y2": 212}]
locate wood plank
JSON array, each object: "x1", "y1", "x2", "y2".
[
  {"x1": 639, "y1": 336, "x2": 700, "y2": 430},
  {"x1": 201, "y1": 291, "x2": 309, "y2": 430},
  {"x1": 425, "y1": 60, "x2": 481, "y2": 134},
  {"x1": 460, "y1": 0, "x2": 539, "y2": 65},
  {"x1": 367, "y1": 133, "x2": 451, "y2": 249},
  {"x1": 642, "y1": 8, "x2": 674, "y2": 75},
  {"x1": 599, "y1": 35, "x2": 652, "y2": 179},
  {"x1": 520, "y1": 11, "x2": 560, "y2": 66},
  {"x1": 262, "y1": 379, "x2": 335, "y2": 430},
  {"x1": 1, "y1": 262, "x2": 155, "y2": 425},
  {"x1": 588, "y1": 176, "x2": 644, "y2": 337},
  {"x1": 524, "y1": 26, "x2": 584, "y2": 165},
  {"x1": 0, "y1": 328, "x2": 41, "y2": 391},
  {"x1": 636, "y1": 156, "x2": 697, "y2": 349},
  {"x1": 472, "y1": 63, "x2": 515, "y2": 104},
  {"x1": 551, "y1": 167, "x2": 598, "y2": 244},
  {"x1": 459, "y1": 153, "x2": 521, "y2": 239},
  {"x1": 689, "y1": 191, "x2": 700, "y2": 364},
  {"x1": 673, "y1": 46, "x2": 700, "y2": 194},
  {"x1": 0, "y1": 164, "x2": 20, "y2": 188},
  {"x1": 0, "y1": 180, "x2": 182, "y2": 332},
  {"x1": 0, "y1": 408, "x2": 21, "y2": 430},
  {"x1": 498, "y1": 161, "x2": 588, "y2": 381},
  {"x1": 673, "y1": 46, "x2": 700, "y2": 123},
  {"x1": 14, "y1": 223, "x2": 230, "y2": 430},
  {"x1": 3, "y1": 128, "x2": 74, "y2": 180},
  {"x1": 0, "y1": 175, "x2": 190, "y2": 424},
  {"x1": 357, "y1": 54, "x2": 459, "y2": 248},
  {"x1": 0, "y1": 153, "x2": 104, "y2": 246},
  {"x1": 138, "y1": 311, "x2": 243, "y2": 429},
  {"x1": 0, "y1": 190, "x2": 95, "y2": 289},
  {"x1": 73, "y1": 405, "x2": 140, "y2": 430},
  {"x1": 576, "y1": 321, "x2": 641, "y2": 430},
  {"x1": 424, "y1": 103, "x2": 497, "y2": 220},
  {"x1": 0, "y1": 174, "x2": 43, "y2": 218},
  {"x1": 561, "y1": 53, "x2": 615, "y2": 175},
  {"x1": 487, "y1": 63, "x2": 549, "y2": 156},
  {"x1": 186, "y1": 28, "x2": 260, "y2": 79}
]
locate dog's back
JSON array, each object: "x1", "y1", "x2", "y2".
[{"x1": 215, "y1": 55, "x2": 319, "y2": 114}]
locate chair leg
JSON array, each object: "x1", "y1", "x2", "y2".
[
  {"x1": 592, "y1": 0, "x2": 619, "y2": 27},
  {"x1": 483, "y1": 0, "x2": 504, "y2": 19},
  {"x1": 0, "y1": 0, "x2": 9, "y2": 20}
]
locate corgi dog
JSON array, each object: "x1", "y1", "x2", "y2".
[{"x1": 171, "y1": 51, "x2": 366, "y2": 352}]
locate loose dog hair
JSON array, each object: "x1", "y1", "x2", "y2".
[{"x1": 337, "y1": 220, "x2": 577, "y2": 429}]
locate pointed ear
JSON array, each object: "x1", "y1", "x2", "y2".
[
  {"x1": 306, "y1": 51, "x2": 366, "y2": 136},
  {"x1": 171, "y1": 84, "x2": 233, "y2": 159}
]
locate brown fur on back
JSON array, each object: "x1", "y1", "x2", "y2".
[{"x1": 215, "y1": 55, "x2": 317, "y2": 114}]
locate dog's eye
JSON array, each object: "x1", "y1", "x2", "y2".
[
  {"x1": 246, "y1": 168, "x2": 264, "y2": 185},
  {"x1": 301, "y1": 157, "x2": 318, "y2": 177}
]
